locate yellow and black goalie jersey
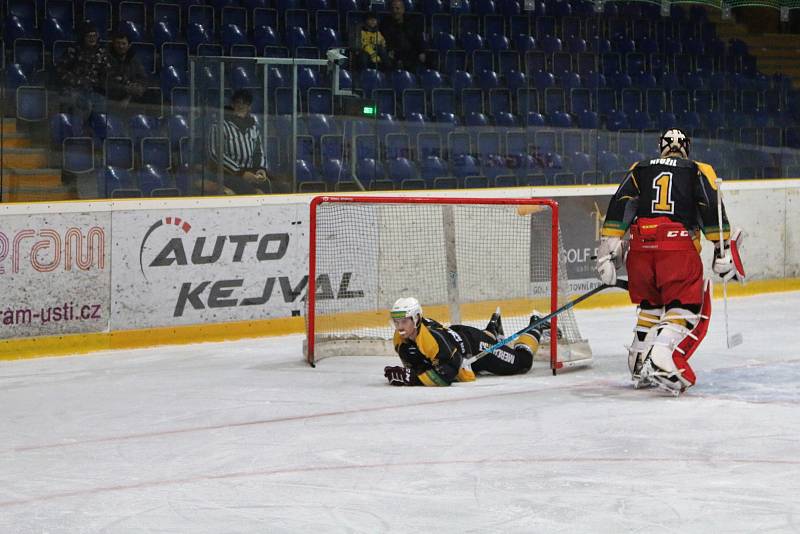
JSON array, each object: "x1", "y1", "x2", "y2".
[
  {"x1": 393, "y1": 318, "x2": 476, "y2": 386},
  {"x1": 601, "y1": 156, "x2": 731, "y2": 243}
]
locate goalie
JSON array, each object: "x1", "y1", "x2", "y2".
[
  {"x1": 596, "y1": 129, "x2": 745, "y2": 394},
  {"x1": 383, "y1": 297, "x2": 551, "y2": 386}
]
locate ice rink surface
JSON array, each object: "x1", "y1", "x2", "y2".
[{"x1": 1, "y1": 291, "x2": 799, "y2": 533}]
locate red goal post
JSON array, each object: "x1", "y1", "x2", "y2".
[{"x1": 306, "y1": 195, "x2": 590, "y2": 372}]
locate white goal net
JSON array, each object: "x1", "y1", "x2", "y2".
[{"x1": 305, "y1": 195, "x2": 591, "y2": 372}]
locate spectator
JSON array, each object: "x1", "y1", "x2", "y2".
[
  {"x1": 56, "y1": 20, "x2": 111, "y2": 122},
  {"x1": 380, "y1": 0, "x2": 426, "y2": 72},
  {"x1": 206, "y1": 89, "x2": 272, "y2": 195},
  {"x1": 360, "y1": 12, "x2": 392, "y2": 71},
  {"x1": 105, "y1": 29, "x2": 147, "y2": 119}
]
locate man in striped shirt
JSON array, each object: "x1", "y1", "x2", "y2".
[{"x1": 208, "y1": 89, "x2": 270, "y2": 194}]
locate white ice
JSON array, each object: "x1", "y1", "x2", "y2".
[{"x1": 1, "y1": 292, "x2": 799, "y2": 533}]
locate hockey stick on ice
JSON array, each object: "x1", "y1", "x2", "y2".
[
  {"x1": 465, "y1": 278, "x2": 629, "y2": 367},
  {"x1": 715, "y1": 178, "x2": 743, "y2": 349}
]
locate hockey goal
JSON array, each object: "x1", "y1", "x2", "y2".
[{"x1": 305, "y1": 195, "x2": 591, "y2": 372}]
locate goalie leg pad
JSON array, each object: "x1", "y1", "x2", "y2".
[
  {"x1": 628, "y1": 306, "x2": 663, "y2": 376},
  {"x1": 647, "y1": 279, "x2": 712, "y2": 391}
]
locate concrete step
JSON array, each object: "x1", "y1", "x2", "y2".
[
  {"x1": 1, "y1": 148, "x2": 49, "y2": 169},
  {"x1": 3, "y1": 168, "x2": 63, "y2": 189},
  {"x1": 0, "y1": 133, "x2": 33, "y2": 148},
  {"x1": 1, "y1": 119, "x2": 18, "y2": 134},
  {"x1": 2, "y1": 187, "x2": 77, "y2": 203}
]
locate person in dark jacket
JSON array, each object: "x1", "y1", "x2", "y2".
[
  {"x1": 106, "y1": 29, "x2": 147, "y2": 118},
  {"x1": 379, "y1": 0, "x2": 426, "y2": 72},
  {"x1": 56, "y1": 20, "x2": 111, "y2": 122}
]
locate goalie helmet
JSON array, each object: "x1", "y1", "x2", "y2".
[
  {"x1": 659, "y1": 129, "x2": 690, "y2": 158},
  {"x1": 390, "y1": 297, "x2": 423, "y2": 326}
]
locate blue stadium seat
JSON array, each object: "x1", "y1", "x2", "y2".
[
  {"x1": 417, "y1": 132, "x2": 442, "y2": 159},
  {"x1": 432, "y1": 88, "x2": 455, "y2": 116},
  {"x1": 9, "y1": 0, "x2": 37, "y2": 30},
  {"x1": 221, "y1": 5, "x2": 247, "y2": 30},
  {"x1": 255, "y1": 24, "x2": 280, "y2": 50},
  {"x1": 186, "y1": 22, "x2": 211, "y2": 53},
  {"x1": 188, "y1": 4, "x2": 214, "y2": 32},
  {"x1": 253, "y1": 6, "x2": 278, "y2": 29},
  {"x1": 605, "y1": 110, "x2": 628, "y2": 131},
  {"x1": 525, "y1": 111, "x2": 546, "y2": 127},
  {"x1": 129, "y1": 114, "x2": 158, "y2": 145},
  {"x1": 161, "y1": 42, "x2": 188, "y2": 72},
  {"x1": 5, "y1": 16, "x2": 30, "y2": 44},
  {"x1": 477, "y1": 69, "x2": 500, "y2": 91},
  {"x1": 160, "y1": 65, "x2": 185, "y2": 95},
  {"x1": 465, "y1": 111, "x2": 489, "y2": 127},
  {"x1": 287, "y1": 26, "x2": 308, "y2": 52},
  {"x1": 152, "y1": 20, "x2": 176, "y2": 50},
  {"x1": 359, "y1": 69, "x2": 385, "y2": 98},
  {"x1": 393, "y1": 70, "x2": 418, "y2": 93},
  {"x1": 16, "y1": 86, "x2": 47, "y2": 122},
  {"x1": 514, "y1": 35, "x2": 536, "y2": 53},
  {"x1": 319, "y1": 158, "x2": 348, "y2": 188},
  {"x1": 317, "y1": 27, "x2": 340, "y2": 51},
  {"x1": 50, "y1": 113, "x2": 79, "y2": 147},
  {"x1": 461, "y1": 32, "x2": 484, "y2": 54},
  {"x1": 629, "y1": 110, "x2": 653, "y2": 130},
  {"x1": 43, "y1": 17, "x2": 73, "y2": 47},
  {"x1": 118, "y1": 20, "x2": 143, "y2": 42},
  {"x1": 355, "y1": 158, "x2": 382, "y2": 188},
  {"x1": 90, "y1": 112, "x2": 125, "y2": 140},
  {"x1": 577, "y1": 110, "x2": 599, "y2": 129},
  {"x1": 63, "y1": 137, "x2": 95, "y2": 174},
  {"x1": 84, "y1": 1, "x2": 111, "y2": 37},
  {"x1": 142, "y1": 137, "x2": 171, "y2": 169},
  {"x1": 534, "y1": 70, "x2": 556, "y2": 89},
  {"x1": 98, "y1": 166, "x2": 132, "y2": 197},
  {"x1": 388, "y1": 157, "x2": 420, "y2": 189},
  {"x1": 420, "y1": 156, "x2": 448, "y2": 185},
  {"x1": 14, "y1": 39, "x2": 44, "y2": 74},
  {"x1": 597, "y1": 150, "x2": 620, "y2": 179},
  {"x1": 420, "y1": 69, "x2": 444, "y2": 94},
  {"x1": 453, "y1": 154, "x2": 480, "y2": 179},
  {"x1": 222, "y1": 24, "x2": 247, "y2": 53},
  {"x1": 138, "y1": 164, "x2": 166, "y2": 195}
]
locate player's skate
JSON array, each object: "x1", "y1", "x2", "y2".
[
  {"x1": 485, "y1": 307, "x2": 504, "y2": 340},
  {"x1": 529, "y1": 310, "x2": 562, "y2": 343}
]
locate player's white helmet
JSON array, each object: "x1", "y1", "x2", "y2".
[
  {"x1": 390, "y1": 297, "x2": 423, "y2": 326},
  {"x1": 659, "y1": 128, "x2": 690, "y2": 158}
]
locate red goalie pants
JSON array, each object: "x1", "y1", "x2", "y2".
[{"x1": 626, "y1": 218, "x2": 704, "y2": 306}]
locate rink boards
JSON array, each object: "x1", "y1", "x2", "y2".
[{"x1": 1, "y1": 181, "x2": 799, "y2": 359}]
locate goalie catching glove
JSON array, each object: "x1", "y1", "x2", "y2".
[
  {"x1": 595, "y1": 236, "x2": 627, "y2": 285},
  {"x1": 712, "y1": 229, "x2": 745, "y2": 282}
]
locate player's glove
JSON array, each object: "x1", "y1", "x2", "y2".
[
  {"x1": 384, "y1": 366, "x2": 413, "y2": 386},
  {"x1": 712, "y1": 229, "x2": 745, "y2": 282},
  {"x1": 595, "y1": 236, "x2": 625, "y2": 285}
]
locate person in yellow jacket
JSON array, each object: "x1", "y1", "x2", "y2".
[
  {"x1": 360, "y1": 12, "x2": 392, "y2": 70},
  {"x1": 384, "y1": 297, "x2": 547, "y2": 386}
]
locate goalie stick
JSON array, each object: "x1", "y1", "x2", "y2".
[
  {"x1": 715, "y1": 178, "x2": 743, "y2": 349},
  {"x1": 465, "y1": 279, "x2": 630, "y2": 372}
]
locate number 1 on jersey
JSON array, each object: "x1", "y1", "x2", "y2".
[{"x1": 652, "y1": 172, "x2": 675, "y2": 214}]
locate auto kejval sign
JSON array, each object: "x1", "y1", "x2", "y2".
[{"x1": 109, "y1": 204, "x2": 367, "y2": 330}]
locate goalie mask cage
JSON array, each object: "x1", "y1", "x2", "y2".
[{"x1": 305, "y1": 196, "x2": 592, "y2": 372}]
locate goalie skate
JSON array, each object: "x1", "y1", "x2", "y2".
[{"x1": 638, "y1": 360, "x2": 684, "y2": 397}]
